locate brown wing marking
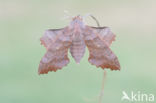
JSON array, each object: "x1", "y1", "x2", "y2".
[{"x1": 91, "y1": 26, "x2": 116, "y2": 46}]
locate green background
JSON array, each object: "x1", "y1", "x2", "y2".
[{"x1": 0, "y1": 0, "x2": 156, "y2": 103}]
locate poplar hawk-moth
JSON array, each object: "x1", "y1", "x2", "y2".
[{"x1": 38, "y1": 15, "x2": 120, "y2": 74}]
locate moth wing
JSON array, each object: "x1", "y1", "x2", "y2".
[
  {"x1": 91, "y1": 26, "x2": 116, "y2": 46},
  {"x1": 39, "y1": 27, "x2": 72, "y2": 74},
  {"x1": 40, "y1": 28, "x2": 63, "y2": 48},
  {"x1": 84, "y1": 26, "x2": 120, "y2": 70}
]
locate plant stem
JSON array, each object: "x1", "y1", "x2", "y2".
[
  {"x1": 90, "y1": 15, "x2": 100, "y2": 27},
  {"x1": 99, "y1": 70, "x2": 106, "y2": 103}
]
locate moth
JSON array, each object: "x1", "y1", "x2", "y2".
[{"x1": 38, "y1": 15, "x2": 120, "y2": 74}]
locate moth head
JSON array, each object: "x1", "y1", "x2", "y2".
[
  {"x1": 72, "y1": 15, "x2": 82, "y2": 20},
  {"x1": 69, "y1": 15, "x2": 85, "y2": 29}
]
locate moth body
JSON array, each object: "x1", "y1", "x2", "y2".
[{"x1": 70, "y1": 32, "x2": 86, "y2": 63}]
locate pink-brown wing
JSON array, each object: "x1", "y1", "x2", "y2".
[
  {"x1": 38, "y1": 28, "x2": 72, "y2": 74},
  {"x1": 84, "y1": 26, "x2": 120, "y2": 70},
  {"x1": 40, "y1": 28, "x2": 63, "y2": 48},
  {"x1": 91, "y1": 26, "x2": 116, "y2": 46}
]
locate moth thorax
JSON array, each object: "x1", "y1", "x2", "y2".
[{"x1": 69, "y1": 18, "x2": 85, "y2": 29}]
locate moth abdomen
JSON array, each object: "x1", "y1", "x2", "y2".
[{"x1": 70, "y1": 40, "x2": 86, "y2": 63}]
